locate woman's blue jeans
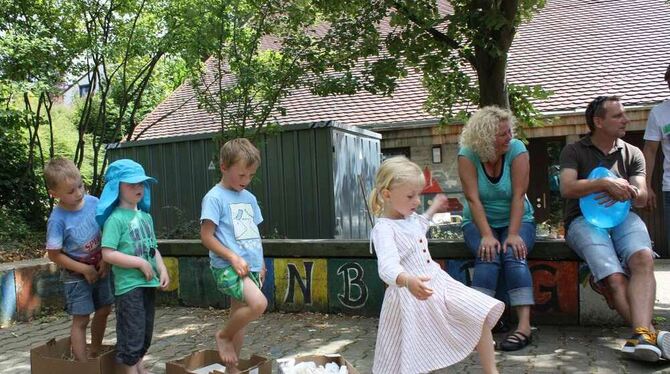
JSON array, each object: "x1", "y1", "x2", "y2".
[{"x1": 462, "y1": 221, "x2": 536, "y2": 306}]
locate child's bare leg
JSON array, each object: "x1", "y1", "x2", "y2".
[
  {"x1": 89, "y1": 304, "x2": 112, "y2": 357},
  {"x1": 71, "y1": 314, "x2": 90, "y2": 361},
  {"x1": 137, "y1": 357, "x2": 154, "y2": 374},
  {"x1": 476, "y1": 324, "x2": 498, "y2": 374},
  {"x1": 216, "y1": 278, "x2": 267, "y2": 369},
  {"x1": 216, "y1": 302, "x2": 242, "y2": 367},
  {"x1": 121, "y1": 362, "x2": 141, "y2": 374},
  {"x1": 233, "y1": 325, "x2": 246, "y2": 356}
]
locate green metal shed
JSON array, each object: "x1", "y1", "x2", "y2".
[{"x1": 106, "y1": 121, "x2": 381, "y2": 239}]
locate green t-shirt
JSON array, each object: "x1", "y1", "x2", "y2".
[
  {"x1": 459, "y1": 138, "x2": 535, "y2": 228},
  {"x1": 101, "y1": 207, "x2": 159, "y2": 295}
]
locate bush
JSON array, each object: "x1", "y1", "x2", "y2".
[{"x1": 0, "y1": 206, "x2": 31, "y2": 247}]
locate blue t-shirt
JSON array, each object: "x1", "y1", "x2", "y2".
[
  {"x1": 200, "y1": 184, "x2": 264, "y2": 271},
  {"x1": 46, "y1": 195, "x2": 102, "y2": 282},
  {"x1": 459, "y1": 138, "x2": 535, "y2": 228}
]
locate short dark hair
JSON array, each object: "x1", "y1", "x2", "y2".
[
  {"x1": 665, "y1": 63, "x2": 670, "y2": 82},
  {"x1": 585, "y1": 95, "x2": 620, "y2": 133}
]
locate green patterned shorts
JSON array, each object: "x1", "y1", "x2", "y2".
[{"x1": 211, "y1": 266, "x2": 261, "y2": 302}]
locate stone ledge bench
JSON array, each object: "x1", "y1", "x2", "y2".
[{"x1": 0, "y1": 240, "x2": 620, "y2": 327}]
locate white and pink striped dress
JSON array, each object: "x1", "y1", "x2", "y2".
[{"x1": 371, "y1": 213, "x2": 505, "y2": 374}]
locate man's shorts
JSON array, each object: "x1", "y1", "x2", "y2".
[
  {"x1": 63, "y1": 274, "x2": 114, "y2": 315},
  {"x1": 566, "y1": 212, "x2": 653, "y2": 282},
  {"x1": 211, "y1": 266, "x2": 261, "y2": 302}
]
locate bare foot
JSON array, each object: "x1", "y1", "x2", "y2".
[
  {"x1": 215, "y1": 332, "x2": 238, "y2": 365},
  {"x1": 225, "y1": 363, "x2": 241, "y2": 374}
]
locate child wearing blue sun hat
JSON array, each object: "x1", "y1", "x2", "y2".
[{"x1": 96, "y1": 159, "x2": 169, "y2": 373}]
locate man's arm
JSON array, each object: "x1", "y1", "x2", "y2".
[
  {"x1": 560, "y1": 168, "x2": 633, "y2": 202},
  {"x1": 629, "y1": 175, "x2": 648, "y2": 208},
  {"x1": 642, "y1": 140, "x2": 660, "y2": 209}
]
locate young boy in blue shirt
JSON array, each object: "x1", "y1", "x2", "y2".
[
  {"x1": 97, "y1": 159, "x2": 169, "y2": 374},
  {"x1": 200, "y1": 138, "x2": 267, "y2": 374},
  {"x1": 44, "y1": 157, "x2": 113, "y2": 361}
]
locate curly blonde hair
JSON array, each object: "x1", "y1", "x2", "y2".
[
  {"x1": 459, "y1": 106, "x2": 516, "y2": 162},
  {"x1": 368, "y1": 156, "x2": 425, "y2": 217}
]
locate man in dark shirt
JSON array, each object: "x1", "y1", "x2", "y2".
[{"x1": 559, "y1": 96, "x2": 667, "y2": 362}]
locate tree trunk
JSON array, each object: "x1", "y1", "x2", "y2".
[{"x1": 475, "y1": 49, "x2": 510, "y2": 109}]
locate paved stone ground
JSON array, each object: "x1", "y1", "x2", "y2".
[
  {"x1": 8, "y1": 262, "x2": 670, "y2": 373},
  {"x1": 6, "y1": 306, "x2": 670, "y2": 374}
]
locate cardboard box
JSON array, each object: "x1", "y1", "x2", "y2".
[
  {"x1": 277, "y1": 354, "x2": 359, "y2": 374},
  {"x1": 166, "y1": 350, "x2": 271, "y2": 374},
  {"x1": 30, "y1": 337, "x2": 123, "y2": 374}
]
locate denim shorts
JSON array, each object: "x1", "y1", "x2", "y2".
[
  {"x1": 115, "y1": 287, "x2": 156, "y2": 366},
  {"x1": 566, "y1": 213, "x2": 652, "y2": 281},
  {"x1": 63, "y1": 275, "x2": 114, "y2": 315}
]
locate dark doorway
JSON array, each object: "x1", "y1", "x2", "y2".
[{"x1": 527, "y1": 137, "x2": 565, "y2": 232}]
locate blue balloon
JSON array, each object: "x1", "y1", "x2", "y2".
[{"x1": 579, "y1": 167, "x2": 631, "y2": 228}]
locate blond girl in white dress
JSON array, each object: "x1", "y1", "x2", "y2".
[{"x1": 369, "y1": 156, "x2": 505, "y2": 374}]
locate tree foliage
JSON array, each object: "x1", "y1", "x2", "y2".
[
  {"x1": 307, "y1": 0, "x2": 549, "y2": 123},
  {"x1": 0, "y1": 0, "x2": 550, "y2": 235}
]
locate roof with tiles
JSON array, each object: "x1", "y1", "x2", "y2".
[{"x1": 133, "y1": 0, "x2": 670, "y2": 141}]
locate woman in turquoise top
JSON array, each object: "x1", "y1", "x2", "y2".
[{"x1": 458, "y1": 106, "x2": 536, "y2": 351}]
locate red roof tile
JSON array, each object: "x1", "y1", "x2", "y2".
[{"x1": 133, "y1": 0, "x2": 670, "y2": 141}]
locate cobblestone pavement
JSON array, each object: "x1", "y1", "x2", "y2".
[{"x1": 5, "y1": 306, "x2": 670, "y2": 373}]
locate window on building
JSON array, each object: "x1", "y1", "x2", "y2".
[
  {"x1": 382, "y1": 147, "x2": 410, "y2": 160},
  {"x1": 79, "y1": 84, "x2": 90, "y2": 98}
]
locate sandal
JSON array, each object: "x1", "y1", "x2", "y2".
[{"x1": 499, "y1": 330, "x2": 532, "y2": 351}]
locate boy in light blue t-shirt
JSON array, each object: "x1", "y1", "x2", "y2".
[
  {"x1": 44, "y1": 157, "x2": 113, "y2": 361},
  {"x1": 200, "y1": 138, "x2": 267, "y2": 373}
]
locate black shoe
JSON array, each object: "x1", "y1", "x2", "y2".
[{"x1": 492, "y1": 319, "x2": 510, "y2": 334}]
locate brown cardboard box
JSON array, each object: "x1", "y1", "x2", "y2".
[
  {"x1": 277, "y1": 354, "x2": 359, "y2": 374},
  {"x1": 166, "y1": 350, "x2": 271, "y2": 374},
  {"x1": 30, "y1": 337, "x2": 123, "y2": 374}
]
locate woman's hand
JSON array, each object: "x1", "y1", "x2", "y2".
[
  {"x1": 478, "y1": 235, "x2": 501, "y2": 262},
  {"x1": 502, "y1": 233, "x2": 527, "y2": 260},
  {"x1": 407, "y1": 275, "x2": 433, "y2": 300}
]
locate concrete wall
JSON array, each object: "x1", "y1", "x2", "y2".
[{"x1": 0, "y1": 240, "x2": 629, "y2": 327}]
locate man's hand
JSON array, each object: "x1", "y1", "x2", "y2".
[
  {"x1": 646, "y1": 187, "x2": 657, "y2": 210},
  {"x1": 602, "y1": 178, "x2": 634, "y2": 202}
]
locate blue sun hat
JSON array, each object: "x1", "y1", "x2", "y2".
[{"x1": 95, "y1": 159, "x2": 158, "y2": 227}]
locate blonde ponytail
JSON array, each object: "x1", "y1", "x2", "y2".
[{"x1": 368, "y1": 187, "x2": 384, "y2": 217}]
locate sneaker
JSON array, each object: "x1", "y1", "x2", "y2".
[
  {"x1": 657, "y1": 330, "x2": 670, "y2": 360},
  {"x1": 622, "y1": 327, "x2": 661, "y2": 362}
]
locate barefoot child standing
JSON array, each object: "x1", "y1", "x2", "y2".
[
  {"x1": 200, "y1": 138, "x2": 268, "y2": 373},
  {"x1": 369, "y1": 156, "x2": 505, "y2": 374}
]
